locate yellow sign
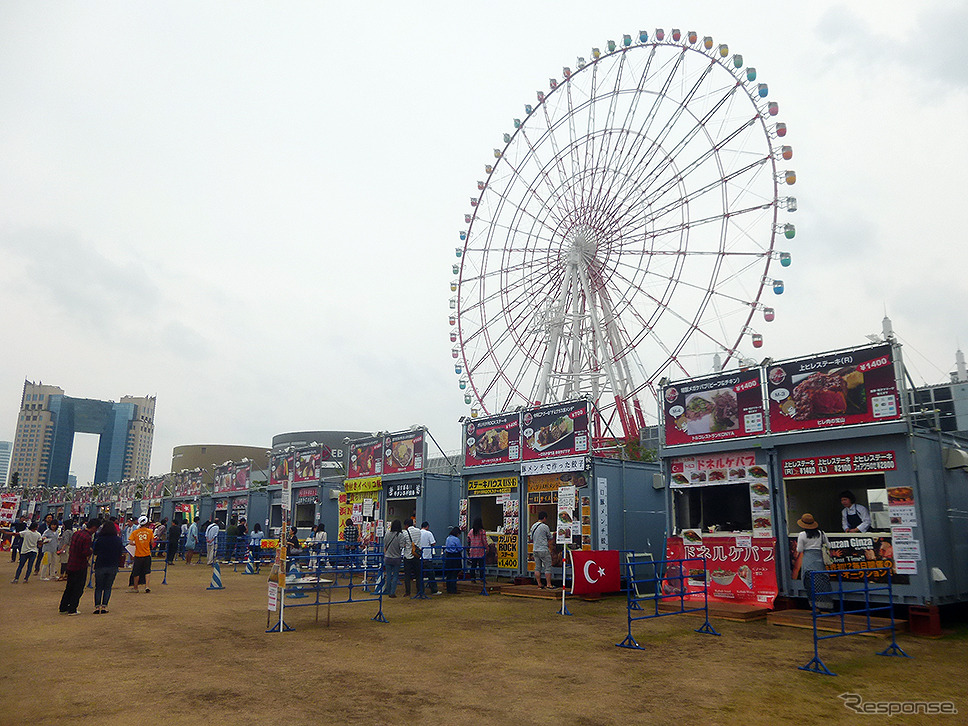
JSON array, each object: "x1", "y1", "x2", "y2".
[
  {"x1": 344, "y1": 476, "x2": 382, "y2": 493},
  {"x1": 260, "y1": 539, "x2": 280, "y2": 549},
  {"x1": 467, "y1": 476, "x2": 517, "y2": 495},
  {"x1": 497, "y1": 534, "x2": 518, "y2": 569}
]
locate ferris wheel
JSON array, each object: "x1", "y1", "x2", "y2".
[{"x1": 451, "y1": 30, "x2": 797, "y2": 441}]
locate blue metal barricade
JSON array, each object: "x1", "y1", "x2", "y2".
[
  {"x1": 799, "y1": 567, "x2": 911, "y2": 676},
  {"x1": 617, "y1": 555, "x2": 720, "y2": 650}
]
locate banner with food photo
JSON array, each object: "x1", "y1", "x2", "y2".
[
  {"x1": 521, "y1": 400, "x2": 589, "y2": 461},
  {"x1": 383, "y1": 430, "x2": 424, "y2": 475},
  {"x1": 233, "y1": 461, "x2": 251, "y2": 491},
  {"x1": 666, "y1": 535, "x2": 779, "y2": 606},
  {"x1": 293, "y1": 447, "x2": 321, "y2": 483},
  {"x1": 662, "y1": 369, "x2": 765, "y2": 446},
  {"x1": 346, "y1": 437, "x2": 382, "y2": 478},
  {"x1": 269, "y1": 452, "x2": 293, "y2": 487},
  {"x1": 765, "y1": 343, "x2": 901, "y2": 434},
  {"x1": 463, "y1": 412, "x2": 521, "y2": 467},
  {"x1": 213, "y1": 464, "x2": 232, "y2": 494},
  {"x1": 668, "y1": 451, "x2": 766, "y2": 488},
  {"x1": 788, "y1": 533, "x2": 908, "y2": 585}
]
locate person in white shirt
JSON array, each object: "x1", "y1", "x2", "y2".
[
  {"x1": 419, "y1": 522, "x2": 440, "y2": 595},
  {"x1": 839, "y1": 490, "x2": 872, "y2": 533},
  {"x1": 401, "y1": 518, "x2": 423, "y2": 597},
  {"x1": 205, "y1": 520, "x2": 220, "y2": 565}
]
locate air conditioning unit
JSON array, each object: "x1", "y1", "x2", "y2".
[{"x1": 328, "y1": 489, "x2": 340, "y2": 500}]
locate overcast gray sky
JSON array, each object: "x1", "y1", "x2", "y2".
[{"x1": 2, "y1": 1, "x2": 966, "y2": 483}]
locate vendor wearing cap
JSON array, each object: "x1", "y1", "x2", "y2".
[
  {"x1": 128, "y1": 515, "x2": 154, "y2": 593},
  {"x1": 839, "y1": 490, "x2": 871, "y2": 533}
]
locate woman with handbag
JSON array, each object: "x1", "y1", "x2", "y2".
[
  {"x1": 382, "y1": 520, "x2": 404, "y2": 598},
  {"x1": 794, "y1": 513, "x2": 834, "y2": 610}
]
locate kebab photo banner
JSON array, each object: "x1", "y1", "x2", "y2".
[
  {"x1": 662, "y1": 368, "x2": 765, "y2": 446},
  {"x1": 765, "y1": 343, "x2": 901, "y2": 434}
]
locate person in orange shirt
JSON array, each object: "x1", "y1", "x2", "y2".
[{"x1": 128, "y1": 516, "x2": 154, "y2": 593}]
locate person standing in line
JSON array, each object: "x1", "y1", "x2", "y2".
[
  {"x1": 839, "y1": 490, "x2": 872, "y2": 533},
  {"x1": 92, "y1": 520, "x2": 122, "y2": 614},
  {"x1": 153, "y1": 518, "x2": 168, "y2": 558},
  {"x1": 530, "y1": 511, "x2": 555, "y2": 590},
  {"x1": 128, "y1": 515, "x2": 154, "y2": 593},
  {"x1": 401, "y1": 518, "x2": 424, "y2": 597},
  {"x1": 419, "y1": 521, "x2": 439, "y2": 595},
  {"x1": 237, "y1": 518, "x2": 248, "y2": 561},
  {"x1": 444, "y1": 526, "x2": 463, "y2": 594},
  {"x1": 249, "y1": 523, "x2": 264, "y2": 562},
  {"x1": 205, "y1": 519, "x2": 220, "y2": 565},
  {"x1": 185, "y1": 517, "x2": 200, "y2": 565},
  {"x1": 466, "y1": 517, "x2": 488, "y2": 584},
  {"x1": 40, "y1": 519, "x2": 61, "y2": 580},
  {"x1": 381, "y1": 519, "x2": 404, "y2": 598},
  {"x1": 342, "y1": 518, "x2": 359, "y2": 566},
  {"x1": 794, "y1": 513, "x2": 833, "y2": 610},
  {"x1": 166, "y1": 518, "x2": 181, "y2": 564},
  {"x1": 59, "y1": 519, "x2": 98, "y2": 615},
  {"x1": 6, "y1": 521, "x2": 43, "y2": 583}
]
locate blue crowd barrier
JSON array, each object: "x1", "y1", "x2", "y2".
[
  {"x1": 617, "y1": 555, "x2": 720, "y2": 650},
  {"x1": 267, "y1": 544, "x2": 387, "y2": 631},
  {"x1": 799, "y1": 567, "x2": 911, "y2": 676}
]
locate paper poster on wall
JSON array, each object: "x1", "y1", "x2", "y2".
[{"x1": 596, "y1": 478, "x2": 608, "y2": 550}]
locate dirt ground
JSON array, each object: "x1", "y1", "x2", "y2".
[{"x1": 1, "y1": 559, "x2": 966, "y2": 726}]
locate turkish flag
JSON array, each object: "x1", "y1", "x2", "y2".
[{"x1": 570, "y1": 549, "x2": 621, "y2": 595}]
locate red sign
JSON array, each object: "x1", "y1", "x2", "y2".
[
  {"x1": 662, "y1": 369, "x2": 765, "y2": 446},
  {"x1": 383, "y1": 430, "x2": 424, "y2": 475},
  {"x1": 766, "y1": 344, "x2": 900, "y2": 434},
  {"x1": 571, "y1": 549, "x2": 621, "y2": 595},
  {"x1": 782, "y1": 451, "x2": 896, "y2": 478},
  {"x1": 464, "y1": 412, "x2": 521, "y2": 468},
  {"x1": 521, "y1": 400, "x2": 589, "y2": 461},
  {"x1": 347, "y1": 437, "x2": 382, "y2": 478},
  {"x1": 666, "y1": 535, "x2": 778, "y2": 607}
]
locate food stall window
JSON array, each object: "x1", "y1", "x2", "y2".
[
  {"x1": 469, "y1": 497, "x2": 504, "y2": 533},
  {"x1": 674, "y1": 483, "x2": 753, "y2": 533},
  {"x1": 783, "y1": 473, "x2": 885, "y2": 533},
  {"x1": 294, "y1": 502, "x2": 315, "y2": 529}
]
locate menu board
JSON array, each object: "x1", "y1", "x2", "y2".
[
  {"x1": 668, "y1": 451, "x2": 764, "y2": 488},
  {"x1": 666, "y1": 535, "x2": 778, "y2": 606},
  {"x1": 383, "y1": 430, "x2": 424, "y2": 475},
  {"x1": 464, "y1": 412, "x2": 521, "y2": 468},
  {"x1": 347, "y1": 437, "x2": 382, "y2": 478},
  {"x1": 662, "y1": 369, "x2": 765, "y2": 446},
  {"x1": 269, "y1": 453, "x2": 293, "y2": 487},
  {"x1": 766, "y1": 343, "x2": 900, "y2": 434},
  {"x1": 521, "y1": 400, "x2": 589, "y2": 461}
]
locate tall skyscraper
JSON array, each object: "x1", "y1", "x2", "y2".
[
  {"x1": 0, "y1": 440, "x2": 12, "y2": 487},
  {"x1": 10, "y1": 381, "x2": 155, "y2": 487}
]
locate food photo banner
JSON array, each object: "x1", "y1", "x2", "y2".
[
  {"x1": 668, "y1": 451, "x2": 765, "y2": 488},
  {"x1": 662, "y1": 368, "x2": 765, "y2": 446},
  {"x1": 383, "y1": 430, "x2": 424, "y2": 475},
  {"x1": 521, "y1": 400, "x2": 589, "y2": 461},
  {"x1": 464, "y1": 412, "x2": 521, "y2": 468},
  {"x1": 347, "y1": 437, "x2": 382, "y2": 479},
  {"x1": 293, "y1": 447, "x2": 322, "y2": 483},
  {"x1": 269, "y1": 453, "x2": 293, "y2": 487},
  {"x1": 766, "y1": 343, "x2": 900, "y2": 433}
]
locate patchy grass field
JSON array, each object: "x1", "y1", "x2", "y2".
[{"x1": 1, "y1": 560, "x2": 965, "y2": 725}]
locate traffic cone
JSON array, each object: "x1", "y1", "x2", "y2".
[
  {"x1": 207, "y1": 561, "x2": 224, "y2": 590},
  {"x1": 243, "y1": 552, "x2": 256, "y2": 575}
]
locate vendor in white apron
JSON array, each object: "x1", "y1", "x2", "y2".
[{"x1": 839, "y1": 490, "x2": 871, "y2": 533}]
